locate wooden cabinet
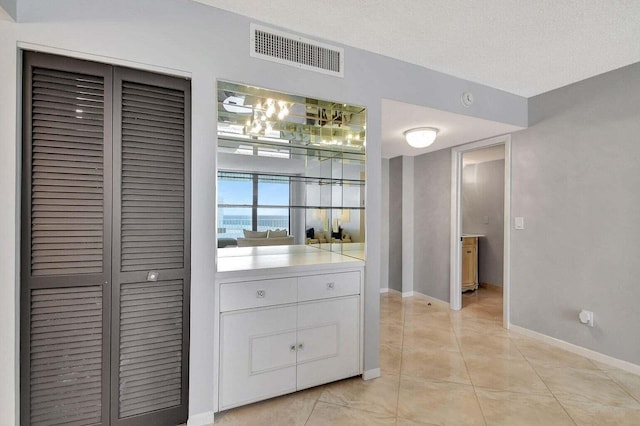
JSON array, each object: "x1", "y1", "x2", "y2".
[
  {"x1": 217, "y1": 269, "x2": 362, "y2": 410},
  {"x1": 462, "y1": 237, "x2": 479, "y2": 292}
]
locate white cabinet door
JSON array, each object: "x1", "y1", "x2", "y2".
[
  {"x1": 296, "y1": 296, "x2": 360, "y2": 390},
  {"x1": 219, "y1": 305, "x2": 297, "y2": 409}
]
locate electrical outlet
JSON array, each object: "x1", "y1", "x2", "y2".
[
  {"x1": 579, "y1": 310, "x2": 594, "y2": 327},
  {"x1": 515, "y1": 217, "x2": 525, "y2": 230}
]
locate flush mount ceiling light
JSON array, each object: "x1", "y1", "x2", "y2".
[{"x1": 403, "y1": 127, "x2": 439, "y2": 148}]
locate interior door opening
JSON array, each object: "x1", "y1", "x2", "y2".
[{"x1": 450, "y1": 135, "x2": 511, "y2": 328}]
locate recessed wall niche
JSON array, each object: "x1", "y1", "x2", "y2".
[{"x1": 216, "y1": 80, "x2": 366, "y2": 259}]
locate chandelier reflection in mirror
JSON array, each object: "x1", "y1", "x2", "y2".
[{"x1": 218, "y1": 81, "x2": 366, "y2": 152}]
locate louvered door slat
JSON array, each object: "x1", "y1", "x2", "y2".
[
  {"x1": 120, "y1": 135, "x2": 187, "y2": 148},
  {"x1": 118, "y1": 279, "x2": 184, "y2": 418},
  {"x1": 28, "y1": 286, "x2": 104, "y2": 426},
  {"x1": 29, "y1": 66, "x2": 106, "y2": 277},
  {"x1": 119, "y1": 80, "x2": 185, "y2": 273}
]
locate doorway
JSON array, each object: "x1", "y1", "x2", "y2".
[{"x1": 450, "y1": 135, "x2": 511, "y2": 328}]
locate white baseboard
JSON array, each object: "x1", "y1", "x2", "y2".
[
  {"x1": 401, "y1": 291, "x2": 414, "y2": 298},
  {"x1": 363, "y1": 368, "x2": 381, "y2": 380},
  {"x1": 509, "y1": 325, "x2": 640, "y2": 376},
  {"x1": 411, "y1": 290, "x2": 450, "y2": 308},
  {"x1": 379, "y1": 287, "x2": 389, "y2": 293},
  {"x1": 187, "y1": 411, "x2": 215, "y2": 426}
]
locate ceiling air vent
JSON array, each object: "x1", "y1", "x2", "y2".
[{"x1": 251, "y1": 23, "x2": 344, "y2": 77}]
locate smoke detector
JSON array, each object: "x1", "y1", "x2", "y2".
[{"x1": 461, "y1": 91, "x2": 474, "y2": 107}]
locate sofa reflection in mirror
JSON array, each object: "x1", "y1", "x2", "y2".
[{"x1": 236, "y1": 229, "x2": 295, "y2": 247}]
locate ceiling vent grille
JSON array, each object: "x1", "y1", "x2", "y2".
[{"x1": 251, "y1": 23, "x2": 344, "y2": 77}]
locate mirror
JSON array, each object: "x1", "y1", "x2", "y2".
[{"x1": 216, "y1": 80, "x2": 366, "y2": 260}]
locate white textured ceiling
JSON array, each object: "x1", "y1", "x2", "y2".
[
  {"x1": 381, "y1": 99, "x2": 521, "y2": 159},
  {"x1": 193, "y1": 0, "x2": 640, "y2": 97}
]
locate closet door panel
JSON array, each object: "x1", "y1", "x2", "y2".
[
  {"x1": 21, "y1": 52, "x2": 112, "y2": 426},
  {"x1": 22, "y1": 51, "x2": 191, "y2": 426},
  {"x1": 111, "y1": 68, "x2": 191, "y2": 426}
]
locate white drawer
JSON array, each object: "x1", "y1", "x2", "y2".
[
  {"x1": 220, "y1": 278, "x2": 297, "y2": 312},
  {"x1": 297, "y1": 271, "x2": 360, "y2": 302}
]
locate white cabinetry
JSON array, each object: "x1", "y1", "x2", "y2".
[
  {"x1": 296, "y1": 296, "x2": 359, "y2": 390},
  {"x1": 217, "y1": 269, "x2": 362, "y2": 410},
  {"x1": 219, "y1": 305, "x2": 297, "y2": 409}
]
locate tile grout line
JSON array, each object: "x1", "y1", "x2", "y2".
[
  {"x1": 514, "y1": 335, "x2": 640, "y2": 416},
  {"x1": 452, "y1": 301, "x2": 489, "y2": 426},
  {"x1": 514, "y1": 340, "x2": 579, "y2": 425},
  {"x1": 393, "y1": 295, "x2": 407, "y2": 423},
  {"x1": 302, "y1": 391, "x2": 322, "y2": 426},
  {"x1": 601, "y1": 369, "x2": 640, "y2": 407}
]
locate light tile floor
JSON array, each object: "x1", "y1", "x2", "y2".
[{"x1": 213, "y1": 286, "x2": 640, "y2": 425}]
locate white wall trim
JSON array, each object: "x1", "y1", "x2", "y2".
[
  {"x1": 450, "y1": 135, "x2": 511, "y2": 329},
  {"x1": 363, "y1": 368, "x2": 381, "y2": 380},
  {"x1": 450, "y1": 149, "x2": 462, "y2": 310},
  {"x1": 509, "y1": 325, "x2": 640, "y2": 376},
  {"x1": 17, "y1": 41, "x2": 192, "y2": 77},
  {"x1": 187, "y1": 411, "x2": 215, "y2": 426},
  {"x1": 410, "y1": 290, "x2": 450, "y2": 308},
  {"x1": 379, "y1": 287, "x2": 389, "y2": 293},
  {"x1": 502, "y1": 138, "x2": 512, "y2": 329},
  {"x1": 395, "y1": 288, "x2": 450, "y2": 307}
]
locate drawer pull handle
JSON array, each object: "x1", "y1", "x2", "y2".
[
  {"x1": 290, "y1": 344, "x2": 296, "y2": 352},
  {"x1": 298, "y1": 343, "x2": 304, "y2": 351},
  {"x1": 326, "y1": 282, "x2": 335, "y2": 290},
  {"x1": 256, "y1": 290, "x2": 266, "y2": 298}
]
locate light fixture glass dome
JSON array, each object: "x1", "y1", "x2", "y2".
[{"x1": 404, "y1": 127, "x2": 439, "y2": 148}]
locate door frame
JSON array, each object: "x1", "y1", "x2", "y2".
[{"x1": 449, "y1": 134, "x2": 511, "y2": 329}]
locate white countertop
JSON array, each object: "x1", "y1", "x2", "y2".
[
  {"x1": 217, "y1": 244, "x2": 365, "y2": 277},
  {"x1": 462, "y1": 234, "x2": 485, "y2": 238}
]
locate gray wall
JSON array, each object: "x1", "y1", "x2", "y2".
[
  {"x1": 462, "y1": 159, "x2": 504, "y2": 286},
  {"x1": 511, "y1": 61, "x2": 640, "y2": 365},
  {"x1": 413, "y1": 148, "x2": 452, "y2": 302},
  {"x1": 388, "y1": 157, "x2": 403, "y2": 292}
]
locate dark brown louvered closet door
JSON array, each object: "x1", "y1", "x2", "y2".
[
  {"x1": 21, "y1": 52, "x2": 191, "y2": 426},
  {"x1": 111, "y1": 68, "x2": 191, "y2": 426},
  {"x1": 21, "y1": 52, "x2": 113, "y2": 426}
]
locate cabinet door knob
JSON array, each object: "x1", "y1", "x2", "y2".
[
  {"x1": 256, "y1": 289, "x2": 266, "y2": 298},
  {"x1": 326, "y1": 282, "x2": 335, "y2": 290},
  {"x1": 290, "y1": 344, "x2": 296, "y2": 352},
  {"x1": 298, "y1": 343, "x2": 304, "y2": 351},
  {"x1": 466, "y1": 251, "x2": 472, "y2": 254}
]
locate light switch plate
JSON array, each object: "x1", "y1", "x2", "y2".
[{"x1": 515, "y1": 217, "x2": 525, "y2": 230}]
